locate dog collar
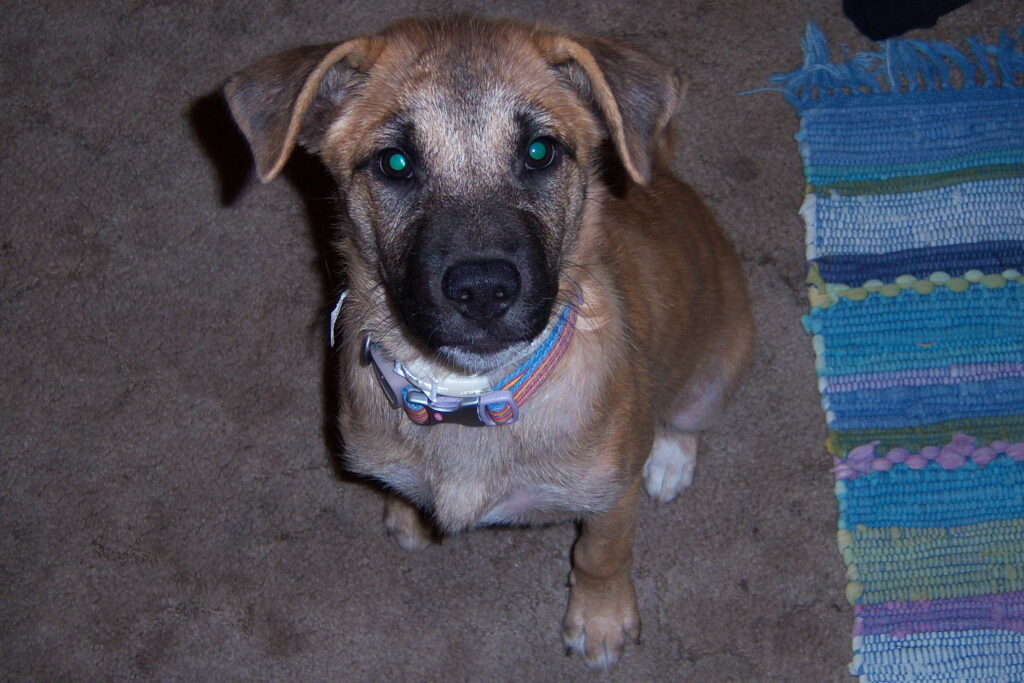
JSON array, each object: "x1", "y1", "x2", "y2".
[{"x1": 330, "y1": 293, "x2": 577, "y2": 427}]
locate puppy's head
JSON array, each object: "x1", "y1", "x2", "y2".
[{"x1": 225, "y1": 17, "x2": 678, "y2": 371}]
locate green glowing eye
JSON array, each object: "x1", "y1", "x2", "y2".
[
  {"x1": 388, "y1": 153, "x2": 407, "y2": 172},
  {"x1": 525, "y1": 137, "x2": 555, "y2": 170},
  {"x1": 379, "y1": 149, "x2": 412, "y2": 179}
]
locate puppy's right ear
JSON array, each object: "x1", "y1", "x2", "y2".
[{"x1": 223, "y1": 40, "x2": 372, "y2": 182}]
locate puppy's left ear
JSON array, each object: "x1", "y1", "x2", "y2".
[{"x1": 546, "y1": 36, "x2": 680, "y2": 185}]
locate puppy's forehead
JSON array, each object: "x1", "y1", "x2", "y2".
[
  {"x1": 335, "y1": 25, "x2": 596, "y2": 171},
  {"x1": 391, "y1": 37, "x2": 557, "y2": 144},
  {"x1": 402, "y1": 75, "x2": 526, "y2": 176}
]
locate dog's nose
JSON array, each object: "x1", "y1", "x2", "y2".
[{"x1": 442, "y1": 260, "x2": 521, "y2": 321}]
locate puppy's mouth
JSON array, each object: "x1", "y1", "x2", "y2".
[
  {"x1": 414, "y1": 300, "x2": 554, "y2": 372},
  {"x1": 436, "y1": 338, "x2": 535, "y2": 372},
  {"x1": 449, "y1": 339, "x2": 517, "y2": 355}
]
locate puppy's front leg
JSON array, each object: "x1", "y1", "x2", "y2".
[{"x1": 563, "y1": 477, "x2": 642, "y2": 669}]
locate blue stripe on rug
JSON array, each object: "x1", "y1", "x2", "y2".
[
  {"x1": 805, "y1": 283, "x2": 1024, "y2": 377},
  {"x1": 839, "y1": 458, "x2": 1024, "y2": 529},
  {"x1": 824, "y1": 377, "x2": 1024, "y2": 430},
  {"x1": 813, "y1": 241, "x2": 1024, "y2": 284},
  {"x1": 799, "y1": 96, "x2": 1024, "y2": 170}
]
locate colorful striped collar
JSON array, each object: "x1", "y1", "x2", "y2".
[{"x1": 357, "y1": 300, "x2": 578, "y2": 427}]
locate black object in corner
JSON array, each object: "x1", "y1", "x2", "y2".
[{"x1": 843, "y1": 0, "x2": 976, "y2": 40}]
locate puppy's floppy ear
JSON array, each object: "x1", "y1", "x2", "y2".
[
  {"x1": 546, "y1": 36, "x2": 680, "y2": 185},
  {"x1": 223, "y1": 40, "x2": 372, "y2": 182}
]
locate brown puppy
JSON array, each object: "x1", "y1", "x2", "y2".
[{"x1": 225, "y1": 15, "x2": 753, "y2": 669}]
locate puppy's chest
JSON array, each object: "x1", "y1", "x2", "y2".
[{"x1": 356, "y1": 425, "x2": 619, "y2": 529}]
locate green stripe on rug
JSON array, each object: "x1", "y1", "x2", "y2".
[
  {"x1": 827, "y1": 416, "x2": 1024, "y2": 457},
  {"x1": 841, "y1": 520, "x2": 1024, "y2": 605},
  {"x1": 810, "y1": 162, "x2": 1024, "y2": 196}
]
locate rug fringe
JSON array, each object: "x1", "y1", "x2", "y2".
[{"x1": 770, "y1": 23, "x2": 1024, "y2": 107}]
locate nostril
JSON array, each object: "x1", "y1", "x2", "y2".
[{"x1": 442, "y1": 259, "x2": 521, "y2": 320}]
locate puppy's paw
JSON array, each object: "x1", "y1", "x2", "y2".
[
  {"x1": 562, "y1": 574, "x2": 640, "y2": 670},
  {"x1": 383, "y1": 495, "x2": 433, "y2": 552},
  {"x1": 643, "y1": 431, "x2": 698, "y2": 503}
]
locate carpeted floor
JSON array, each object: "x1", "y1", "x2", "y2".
[{"x1": 2, "y1": 1, "x2": 1020, "y2": 680}]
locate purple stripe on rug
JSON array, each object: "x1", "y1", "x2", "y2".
[
  {"x1": 823, "y1": 361, "x2": 1024, "y2": 394},
  {"x1": 855, "y1": 592, "x2": 1024, "y2": 637}
]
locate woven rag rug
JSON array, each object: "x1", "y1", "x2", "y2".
[{"x1": 772, "y1": 24, "x2": 1024, "y2": 681}]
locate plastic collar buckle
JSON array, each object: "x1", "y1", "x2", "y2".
[{"x1": 402, "y1": 388, "x2": 519, "y2": 427}]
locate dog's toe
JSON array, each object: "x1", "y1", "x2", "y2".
[
  {"x1": 562, "y1": 575, "x2": 640, "y2": 670},
  {"x1": 563, "y1": 619, "x2": 638, "y2": 670},
  {"x1": 643, "y1": 431, "x2": 698, "y2": 503}
]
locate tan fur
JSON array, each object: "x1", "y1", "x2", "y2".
[{"x1": 225, "y1": 15, "x2": 753, "y2": 669}]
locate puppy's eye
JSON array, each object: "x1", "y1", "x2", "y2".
[
  {"x1": 524, "y1": 137, "x2": 557, "y2": 170},
  {"x1": 378, "y1": 149, "x2": 413, "y2": 180}
]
